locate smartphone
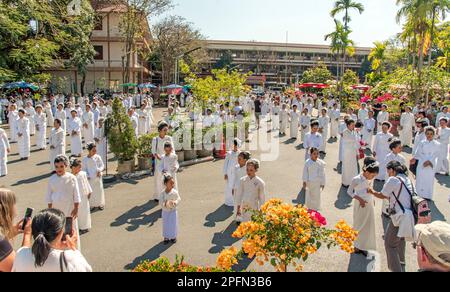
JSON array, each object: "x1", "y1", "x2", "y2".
[
  {"x1": 22, "y1": 208, "x2": 34, "y2": 230},
  {"x1": 63, "y1": 217, "x2": 73, "y2": 241}
]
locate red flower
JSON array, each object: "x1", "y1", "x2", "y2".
[{"x1": 307, "y1": 210, "x2": 327, "y2": 226}]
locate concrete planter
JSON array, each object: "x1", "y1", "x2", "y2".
[
  {"x1": 117, "y1": 159, "x2": 135, "y2": 175},
  {"x1": 137, "y1": 156, "x2": 151, "y2": 171},
  {"x1": 184, "y1": 150, "x2": 198, "y2": 161},
  {"x1": 176, "y1": 150, "x2": 185, "y2": 163}
]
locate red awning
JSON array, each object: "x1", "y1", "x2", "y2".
[{"x1": 299, "y1": 83, "x2": 329, "y2": 89}]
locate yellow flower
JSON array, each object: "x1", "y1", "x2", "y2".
[{"x1": 216, "y1": 247, "x2": 238, "y2": 270}]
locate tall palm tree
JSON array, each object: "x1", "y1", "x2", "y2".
[
  {"x1": 427, "y1": 0, "x2": 449, "y2": 67},
  {"x1": 330, "y1": 0, "x2": 365, "y2": 31},
  {"x1": 325, "y1": 19, "x2": 345, "y2": 80}
]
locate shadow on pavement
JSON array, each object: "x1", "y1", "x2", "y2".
[
  {"x1": 11, "y1": 172, "x2": 53, "y2": 186},
  {"x1": 292, "y1": 189, "x2": 306, "y2": 205},
  {"x1": 283, "y1": 138, "x2": 297, "y2": 145},
  {"x1": 204, "y1": 205, "x2": 233, "y2": 228},
  {"x1": 209, "y1": 222, "x2": 239, "y2": 254},
  {"x1": 429, "y1": 200, "x2": 447, "y2": 222},
  {"x1": 402, "y1": 146, "x2": 413, "y2": 154},
  {"x1": 110, "y1": 200, "x2": 160, "y2": 231},
  {"x1": 335, "y1": 185, "x2": 352, "y2": 210},
  {"x1": 233, "y1": 255, "x2": 255, "y2": 272},
  {"x1": 36, "y1": 161, "x2": 49, "y2": 166},
  {"x1": 124, "y1": 241, "x2": 172, "y2": 270},
  {"x1": 334, "y1": 162, "x2": 342, "y2": 174},
  {"x1": 295, "y1": 143, "x2": 305, "y2": 151},
  {"x1": 328, "y1": 137, "x2": 338, "y2": 144},
  {"x1": 347, "y1": 252, "x2": 378, "y2": 272},
  {"x1": 436, "y1": 173, "x2": 450, "y2": 188}
]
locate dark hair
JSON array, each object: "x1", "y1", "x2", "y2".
[
  {"x1": 31, "y1": 209, "x2": 66, "y2": 267},
  {"x1": 233, "y1": 138, "x2": 241, "y2": 147},
  {"x1": 238, "y1": 151, "x2": 251, "y2": 160},
  {"x1": 310, "y1": 120, "x2": 319, "y2": 127},
  {"x1": 382, "y1": 122, "x2": 392, "y2": 129},
  {"x1": 70, "y1": 158, "x2": 82, "y2": 168},
  {"x1": 163, "y1": 173, "x2": 173, "y2": 185},
  {"x1": 54, "y1": 155, "x2": 68, "y2": 166},
  {"x1": 310, "y1": 147, "x2": 319, "y2": 154},
  {"x1": 362, "y1": 157, "x2": 379, "y2": 174},
  {"x1": 164, "y1": 142, "x2": 173, "y2": 149},
  {"x1": 424, "y1": 126, "x2": 436, "y2": 135},
  {"x1": 345, "y1": 119, "x2": 355, "y2": 126},
  {"x1": 386, "y1": 160, "x2": 408, "y2": 175},
  {"x1": 355, "y1": 121, "x2": 363, "y2": 128},
  {"x1": 389, "y1": 139, "x2": 402, "y2": 150},
  {"x1": 418, "y1": 111, "x2": 426, "y2": 117},
  {"x1": 18, "y1": 109, "x2": 25, "y2": 115},
  {"x1": 158, "y1": 122, "x2": 169, "y2": 132},
  {"x1": 54, "y1": 118, "x2": 61, "y2": 126},
  {"x1": 86, "y1": 143, "x2": 96, "y2": 151}
]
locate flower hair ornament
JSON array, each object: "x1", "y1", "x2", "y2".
[{"x1": 362, "y1": 161, "x2": 379, "y2": 171}]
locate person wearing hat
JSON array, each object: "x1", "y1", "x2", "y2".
[
  {"x1": 34, "y1": 105, "x2": 47, "y2": 150},
  {"x1": 415, "y1": 221, "x2": 450, "y2": 272}
]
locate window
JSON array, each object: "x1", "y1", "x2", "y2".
[
  {"x1": 94, "y1": 45, "x2": 104, "y2": 60},
  {"x1": 94, "y1": 16, "x2": 103, "y2": 30}
]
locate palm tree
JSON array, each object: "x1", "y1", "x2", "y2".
[
  {"x1": 368, "y1": 41, "x2": 388, "y2": 72},
  {"x1": 330, "y1": 0, "x2": 365, "y2": 31},
  {"x1": 426, "y1": 0, "x2": 449, "y2": 67},
  {"x1": 325, "y1": 19, "x2": 345, "y2": 81}
]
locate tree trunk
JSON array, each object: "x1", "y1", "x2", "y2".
[
  {"x1": 425, "y1": 8, "x2": 437, "y2": 101},
  {"x1": 80, "y1": 73, "x2": 86, "y2": 96}
]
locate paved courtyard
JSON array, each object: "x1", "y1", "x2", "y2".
[{"x1": 1, "y1": 108, "x2": 449, "y2": 272}]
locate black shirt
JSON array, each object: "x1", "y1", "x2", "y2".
[
  {"x1": 0, "y1": 236, "x2": 13, "y2": 263},
  {"x1": 254, "y1": 99, "x2": 262, "y2": 113}
]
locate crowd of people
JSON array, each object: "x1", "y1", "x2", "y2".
[{"x1": 1, "y1": 89, "x2": 450, "y2": 272}]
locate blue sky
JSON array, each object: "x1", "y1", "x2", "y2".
[{"x1": 155, "y1": 0, "x2": 403, "y2": 48}]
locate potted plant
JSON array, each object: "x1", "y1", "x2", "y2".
[
  {"x1": 197, "y1": 126, "x2": 214, "y2": 158},
  {"x1": 183, "y1": 124, "x2": 201, "y2": 161},
  {"x1": 137, "y1": 133, "x2": 157, "y2": 171},
  {"x1": 106, "y1": 97, "x2": 138, "y2": 175}
]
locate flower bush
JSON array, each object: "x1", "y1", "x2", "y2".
[
  {"x1": 217, "y1": 199, "x2": 357, "y2": 272},
  {"x1": 133, "y1": 255, "x2": 231, "y2": 272}
]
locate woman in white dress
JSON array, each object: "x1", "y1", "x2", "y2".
[
  {"x1": 318, "y1": 109, "x2": 330, "y2": 153},
  {"x1": 373, "y1": 122, "x2": 394, "y2": 181},
  {"x1": 412, "y1": 127, "x2": 441, "y2": 200},
  {"x1": 436, "y1": 118, "x2": 450, "y2": 175},
  {"x1": 7, "y1": 104, "x2": 18, "y2": 143},
  {"x1": 362, "y1": 110, "x2": 376, "y2": 151},
  {"x1": 137, "y1": 104, "x2": 148, "y2": 137},
  {"x1": 399, "y1": 106, "x2": 415, "y2": 148},
  {"x1": 81, "y1": 104, "x2": 95, "y2": 144},
  {"x1": 279, "y1": 104, "x2": 289, "y2": 136},
  {"x1": 34, "y1": 105, "x2": 47, "y2": 150},
  {"x1": 68, "y1": 110, "x2": 83, "y2": 157},
  {"x1": 70, "y1": 158, "x2": 92, "y2": 233},
  {"x1": 94, "y1": 118, "x2": 107, "y2": 166},
  {"x1": 43, "y1": 100, "x2": 54, "y2": 127},
  {"x1": 300, "y1": 108, "x2": 311, "y2": 143},
  {"x1": 233, "y1": 151, "x2": 251, "y2": 222},
  {"x1": 289, "y1": 105, "x2": 300, "y2": 140},
  {"x1": 0, "y1": 128, "x2": 10, "y2": 176},
  {"x1": 82, "y1": 143, "x2": 105, "y2": 211},
  {"x1": 159, "y1": 142, "x2": 179, "y2": 191},
  {"x1": 16, "y1": 110, "x2": 30, "y2": 160},
  {"x1": 223, "y1": 138, "x2": 241, "y2": 207},
  {"x1": 347, "y1": 157, "x2": 380, "y2": 256},
  {"x1": 341, "y1": 119, "x2": 360, "y2": 187},
  {"x1": 302, "y1": 148, "x2": 326, "y2": 211},
  {"x1": 152, "y1": 122, "x2": 174, "y2": 201},
  {"x1": 272, "y1": 101, "x2": 281, "y2": 131},
  {"x1": 49, "y1": 119, "x2": 65, "y2": 172},
  {"x1": 330, "y1": 104, "x2": 340, "y2": 139},
  {"x1": 24, "y1": 102, "x2": 36, "y2": 136},
  {"x1": 55, "y1": 104, "x2": 66, "y2": 134}
]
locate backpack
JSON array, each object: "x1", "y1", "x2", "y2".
[{"x1": 395, "y1": 177, "x2": 431, "y2": 225}]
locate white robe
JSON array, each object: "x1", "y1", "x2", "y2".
[
  {"x1": 25, "y1": 107, "x2": 36, "y2": 135},
  {"x1": 137, "y1": 109, "x2": 148, "y2": 136},
  {"x1": 75, "y1": 171, "x2": 92, "y2": 231},
  {"x1": 358, "y1": 109, "x2": 369, "y2": 122},
  {"x1": 300, "y1": 115, "x2": 311, "y2": 142},
  {"x1": 330, "y1": 109, "x2": 340, "y2": 138},
  {"x1": 159, "y1": 153, "x2": 179, "y2": 190},
  {"x1": 318, "y1": 115, "x2": 330, "y2": 152},
  {"x1": 348, "y1": 174, "x2": 376, "y2": 251},
  {"x1": 16, "y1": 117, "x2": 30, "y2": 158},
  {"x1": 235, "y1": 176, "x2": 266, "y2": 222},
  {"x1": 81, "y1": 112, "x2": 95, "y2": 144},
  {"x1": 82, "y1": 154, "x2": 105, "y2": 208},
  {"x1": 49, "y1": 128, "x2": 65, "y2": 171},
  {"x1": 233, "y1": 165, "x2": 247, "y2": 220},
  {"x1": 95, "y1": 126, "x2": 107, "y2": 166},
  {"x1": 55, "y1": 110, "x2": 66, "y2": 133},
  {"x1": 44, "y1": 104, "x2": 54, "y2": 127},
  {"x1": 400, "y1": 112, "x2": 414, "y2": 147},
  {"x1": 68, "y1": 118, "x2": 82, "y2": 156},
  {"x1": 272, "y1": 106, "x2": 280, "y2": 130},
  {"x1": 362, "y1": 118, "x2": 376, "y2": 149},
  {"x1": 302, "y1": 159, "x2": 326, "y2": 211},
  {"x1": 373, "y1": 132, "x2": 394, "y2": 180},
  {"x1": 280, "y1": 109, "x2": 289, "y2": 134},
  {"x1": 414, "y1": 139, "x2": 441, "y2": 200},
  {"x1": 290, "y1": 110, "x2": 300, "y2": 139},
  {"x1": 437, "y1": 127, "x2": 450, "y2": 174},
  {"x1": 34, "y1": 113, "x2": 47, "y2": 149},
  {"x1": 303, "y1": 132, "x2": 323, "y2": 160},
  {"x1": 46, "y1": 173, "x2": 81, "y2": 250},
  {"x1": 152, "y1": 136, "x2": 174, "y2": 199},
  {"x1": 0, "y1": 128, "x2": 10, "y2": 176},
  {"x1": 341, "y1": 129, "x2": 360, "y2": 186},
  {"x1": 223, "y1": 151, "x2": 239, "y2": 207},
  {"x1": 377, "y1": 111, "x2": 389, "y2": 133},
  {"x1": 8, "y1": 111, "x2": 18, "y2": 142}
]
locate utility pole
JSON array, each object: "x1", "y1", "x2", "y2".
[{"x1": 285, "y1": 31, "x2": 288, "y2": 85}]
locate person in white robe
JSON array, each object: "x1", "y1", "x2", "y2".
[
  {"x1": 24, "y1": 102, "x2": 36, "y2": 136},
  {"x1": 94, "y1": 118, "x2": 107, "y2": 166},
  {"x1": 152, "y1": 122, "x2": 174, "y2": 201},
  {"x1": 413, "y1": 120, "x2": 428, "y2": 155},
  {"x1": 55, "y1": 104, "x2": 66, "y2": 134},
  {"x1": 358, "y1": 103, "x2": 369, "y2": 123},
  {"x1": 330, "y1": 104, "x2": 340, "y2": 138},
  {"x1": 347, "y1": 157, "x2": 380, "y2": 255},
  {"x1": 279, "y1": 104, "x2": 289, "y2": 136},
  {"x1": 373, "y1": 122, "x2": 394, "y2": 181},
  {"x1": 8, "y1": 104, "x2": 18, "y2": 143},
  {"x1": 435, "y1": 106, "x2": 450, "y2": 128},
  {"x1": 413, "y1": 127, "x2": 441, "y2": 200},
  {"x1": 0, "y1": 128, "x2": 10, "y2": 176},
  {"x1": 399, "y1": 107, "x2": 415, "y2": 148},
  {"x1": 202, "y1": 109, "x2": 215, "y2": 128},
  {"x1": 233, "y1": 151, "x2": 251, "y2": 222},
  {"x1": 436, "y1": 118, "x2": 450, "y2": 175},
  {"x1": 318, "y1": 109, "x2": 330, "y2": 153},
  {"x1": 160, "y1": 174, "x2": 181, "y2": 243},
  {"x1": 300, "y1": 108, "x2": 311, "y2": 143},
  {"x1": 223, "y1": 139, "x2": 241, "y2": 207},
  {"x1": 289, "y1": 105, "x2": 300, "y2": 140},
  {"x1": 362, "y1": 110, "x2": 376, "y2": 150},
  {"x1": 235, "y1": 159, "x2": 266, "y2": 222},
  {"x1": 271, "y1": 101, "x2": 281, "y2": 131},
  {"x1": 127, "y1": 108, "x2": 139, "y2": 137},
  {"x1": 303, "y1": 121, "x2": 323, "y2": 161},
  {"x1": 49, "y1": 119, "x2": 66, "y2": 172},
  {"x1": 16, "y1": 110, "x2": 30, "y2": 160},
  {"x1": 70, "y1": 158, "x2": 92, "y2": 233},
  {"x1": 43, "y1": 100, "x2": 54, "y2": 128},
  {"x1": 341, "y1": 120, "x2": 360, "y2": 187},
  {"x1": 46, "y1": 155, "x2": 81, "y2": 250},
  {"x1": 82, "y1": 143, "x2": 105, "y2": 210},
  {"x1": 65, "y1": 102, "x2": 75, "y2": 126},
  {"x1": 34, "y1": 105, "x2": 47, "y2": 150},
  {"x1": 159, "y1": 142, "x2": 179, "y2": 191},
  {"x1": 302, "y1": 148, "x2": 326, "y2": 211},
  {"x1": 377, "y1": 105, "x2": 390, "y2": 133},
  {"x1": 144, "y1": 99, "x2": 154, "y2": 131},
  {"x1": 68, "y1": 110, "x2": 83, "y2": 157},
  {"x1": 137, "y1": 105, "x2": 148, "y2": 137},
  {"x1": 81, "y1": 105, "x2": 95, "y2": 144}
]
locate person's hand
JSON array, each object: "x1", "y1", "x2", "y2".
[
  {"x1": 237, "y1": 206, "x2": 242, "y2": 216},
  {"x1": 13, "y1": 220, "x2": 25, "y2": 238},
  {"x1": 224, "y1": 175, "x2": 228, "y2": 180},
  {"x1": 372, "y1": 152, "x2": 376, "y2": 157},
  {"x1": 355, "y1": 196, "x2": 367, "y2": 208},
  {"x1": 321, "y1": 185, "x2": 325, "y2": 191},
  {"x1": 63, "y1": 233, "x2": 78, "y2": 251},
  {"x1": 70, "y1": 208, "x2": 78, "y2": 220},
  {"x1": 22, "y1": 219, "x2": 32, "y2": 236},
  {"x1": 18, "y1": 133, "x2": 22, "y2": 137},
  {"x1": 424, "y1": 161, "x2": 433, "y2": 168},
  {"x1": 7, "y1": 148, "x2": 10, "y2": 153},
  {"x1": 97, "y1": 171, "x2": 102, "y2": 178},
  {"x1": 410, "y1": 158, "x2": 417, "y2": 165},
  {"x1": 302, "y1": 182, "x2": 307, "y2": 189}
]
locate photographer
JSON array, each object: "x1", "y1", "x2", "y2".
[
  {"x1": 0, "y1": 189, "x2": 32, "y2": 272},
  {"x1": 12, "y1": 209, "x2": 92, "y2": 272}
]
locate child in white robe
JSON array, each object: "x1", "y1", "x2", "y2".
[
  {"x1": 373, "y1": 122, "x2": 394, "y2": 181},
  {"x1": 16, "y1": 110, "x2": 30, "y2": 160},
  {"x1": 34, "y1": 105, "x2": 47, "y2": 150},
  {"x1": 399, "y1": 107, "x2": 415, "y2": 148},
  {"x1": 318, "y1": 109, "x2": 330, "y2": 153},
  {"x1": 437, "y1": 118, "x2": 450, "y2": 175},
  {"x1": 341, "y1": 119, "x2": 360, "y2": 187},
  {"x1": 338, "y1": 116, "x2": 349, "y2": 162},
  {"x1": 83, "y1": 143, "x2": 105, "y2": 211},
  {"x1": 0, "y1": 128, "x2": 10, "y2": 176},
  {"x1": 55, "y1": 104, "x2": 66, "y2": 134},
  {"x1": 68, "y1": 111, "x2": 83, "y2": 157},
  {"x1": 303, "y1": 121, "x2": 323, "y2": 161},
  {"x1": 7, "y1": 105, "x2": 18, "y2": 143},
  {"x1": 24, "y1": 102, "x2": 36, "y2": 136},
  {"x1": 362, "y1": 110, "x2": 376, "y2": 150},
  {"x1": 160, "y1": 174, "x2": 181, "y2": 244},
  {"x1": 159, "y1": 142, "x2": 179, "y2": 190},
  {"x1": 82, "y1": 105, "x2": 95, "y2": 144},
  {"x1": 223, "y1": 138, "x2": 241, "y2": 207},
  {"x1": 152, "y1": 122, "x2": 174, "y2": 201},
  {"x1": 236, "y1": 159, "x2": 266, "y2": 222},
  {"x1": 300, "y1": 108, "x2": 311, "y2": 143},
  {"x1": 94, "y1": 118, "x2": 107, "y2": 166},
  {"x1": 302, "y1": 148, "x2": 326, "y2": 211},
  {"x1": 289, "y1": 105, "x2": 300, "y2": 140},
  {"x1": 272, "y1": 101, "x2": 281, "y2": 131},
  {"x1": 233, "y1": 151, "x2": 251, "y2": 223},
  {"x1": 347, "y1": 157, "x2": 380, "y2": 256},
  {"x1": 377, "y1": 105, "x2": 390, "y2": 133},
  {"x1": 279, "y1": 104, "x2": 289, "y2": 136},
  {"x1": 330, "y1": 104, "x2": 340, "y2": 139},
  {"x1": 70, "y1": 158, "x2": 92, "y2": 233}
]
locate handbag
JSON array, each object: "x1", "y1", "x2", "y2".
[{"x1": 397, "y1": 177, "x2": 431, "y2": 225}]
